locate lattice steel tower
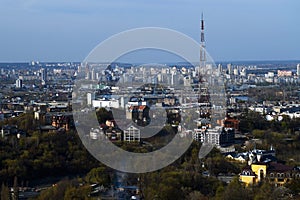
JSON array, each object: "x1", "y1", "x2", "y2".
[
  {"x1": 200, "y1": 13, "x2": 206, "y2": 70},
  {"x1": 198, "y1": 13, "x2": 211, "y2": 123}
]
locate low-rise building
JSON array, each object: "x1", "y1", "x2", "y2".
[
  {"x1": 92, "y1": 98, "x2": 120, "y2": 109},
  {"x1": 123, "y1": 125, "x2": 140, "y2": 142},
  {"x1": 90, "y1": 128, "x2": 104, "y2": 140},
  {"x1": 239, "y1": 151, "x2": 300, "y2": 187},
  {"x1": 105, "y1": 128, "x2": 122, "y2": 141},
  {"x1": 194, "y1": 126, "x2": 234, "y2": 147}
]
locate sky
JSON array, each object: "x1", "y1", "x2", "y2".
[{"x1": 0, "y1": 0, "x2": 299, "y2": 63}]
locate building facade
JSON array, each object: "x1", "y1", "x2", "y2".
[
  {"x1": 240, "y1": 153, "x2": 300, "y2": 187},
  {"x1": 123, "y1": 125, "x2": 140, "y2": 142}
]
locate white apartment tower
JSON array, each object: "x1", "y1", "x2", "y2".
[{"x1": 16, "y1": 79, "x2": 23, "y2": 88}]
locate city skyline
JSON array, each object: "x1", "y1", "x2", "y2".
[{"x1": 0, "y1": 0, "x2": 299, "y2": 62}]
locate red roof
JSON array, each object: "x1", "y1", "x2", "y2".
[{"x1": 138, "y1": 105, "x2": 146, "y2": 111}]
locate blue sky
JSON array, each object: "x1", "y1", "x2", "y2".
[{"x1": 0, "y1": 0, "x2": 299, "y2": 62}]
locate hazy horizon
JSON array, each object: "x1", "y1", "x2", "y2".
[{"x1": 0, "y1": 0, "x2": 299, "y2": 63}]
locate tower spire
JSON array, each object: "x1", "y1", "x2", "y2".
[
  {"x1": 201, "y1": 12, "x2": 205, "y2": 42},
  {"x1": 200, "y1": 12, "x2": 206, "y2": 64}
]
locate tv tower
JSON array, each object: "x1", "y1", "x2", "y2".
[
  {"x1": 200, "y1": 12, "x2": 206, "y2": 69},
  {"x1": 196, "y1": 13, "x2": 215, "y2": 160},
  {"x1": 197, "y1": 13, "x2": 210, "y2": 123}
]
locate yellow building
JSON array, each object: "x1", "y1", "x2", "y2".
[
  {"x1": 240, "y1": 162, "x2": 267, "y2": 186},
  {"x1": 240, "y1": 161, "x2": 299, "y2": 187},
  {"x1": 268, "y1": 162, "x2": 297, "y2": 187},
  {"x1": 240, "y1": 165, "x2": 257, "y2": 186},
  {"x1": 251, "y1": 163, "x2": 267, "y2": 182}
]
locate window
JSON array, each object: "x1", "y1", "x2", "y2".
[
  {"x1": 286, "y1": 173, "x2": 290, "y2": 178},
  {"x1": 260, "y1": 169, "x2": 264, "y2": 179}
]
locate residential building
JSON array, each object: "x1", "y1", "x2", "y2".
[
  {"x1": 126, "y1": 105, "x2": 150, "y2": 126},
  {"x1": 194, "y1": 126, "x2": 234, "y2": 147},
  {"x1": 92, "y1": 98, "x2": 119, "y2": 108},
  {"x1": 277, "y1": 70, "x2": 292, "y2": 77},
  {"x1": 16, "y1": 78, "x2": 23, "y2": 88},
  {"x1": 123, "y1": 125, "x2": 140, "y2": 142},
  {"x1": 105, "y1": 128, "x2": 122, "y2": 141},
  {"x1": 240, "y1": 151, "x2": 300, "y2": 187},
  {"x1": 90, "y1": 128, "x2": 104, "y2": 140},
  {"x1": 87, "y1": 93, "x2": 95, "y2": 106}
]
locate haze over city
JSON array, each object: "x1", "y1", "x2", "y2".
[{"x1": 0, "y1": 0, "x2": 299, "y2": 62}]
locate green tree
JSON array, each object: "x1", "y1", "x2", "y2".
[
  {"x1": 239, "y1": 110, "x2": 268, "y2": 133},
  {"x1": 36, "y1": 179, "x2": 70, "y2": 200},
  {"x1": 158, "y1": 173, "x2": 184, "y2": 200},
  {"x1": 254, "y1": 182, "x2": 273, "y2": 200},
  {"x1": 85, "y1": 167, "x2": 111, "y2": 187},
  {"x1": 214, "y1": 185, "x2": 225, "y2": 200},
  {"x1": 221, "y1": 177, "x2": 252, "y2": 200},
  {"x1": 64, "y1": 185, "x2": 91, "y2": 200}
]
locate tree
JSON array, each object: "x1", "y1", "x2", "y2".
[
  {"x1": 214, "y1": 185, "x2": 225, "y2": 200},
  {"x1": 285, "y1": 179, "x2": 300, "y2": 196},
  {"x1": 12, "y1": 176, "x2": 19, "y2": 200},
  {"x1": 254, "y1": 182, "x2": 273, "y2": 200},
  {"x1": 221, "y1": 177, "x2": 252, "y2": 200},
  {"x1": 96, "y1": 108, "x2": 113, "y2": 124},
  {"x1": 186, "y1": 191, "x2": 208, "y2": 200},
  {"x1": 64, "y1": 185, "x2": 91, "y2": 200},
  {"x1": 239, "y1": 111, "x2": 268, "y2": 133},
  {"x1": 85, "y1": 167, "x2": 111, "y2": 187},
  {"x1": 271, "y1": 186, "x2": 292, "y2": 200},
  {"x1": 1, "y1": 183, "x2": 10, "y2": 200},
  {"x1": 158, "y1": 173, "x2": 184, "y2": 200},
  {"x1": 36, "y1": 179, "x2": 71, "y2": 200}
]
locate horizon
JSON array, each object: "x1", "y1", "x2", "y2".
[{"x1": 0, "y1": 59, "x2": 300, "y2": 65}]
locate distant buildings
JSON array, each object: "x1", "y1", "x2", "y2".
[
  {"x1": 92, "y1": 98, "x2": 120, "y2": 109},
  {"x1": 223, "y1": 117, "x2": 239, "y2": 130},
  {"x1": 194, "y1": 126, "x2": 235, "y2": 147},
  {"x1": 252, "y1": 102, "x2": 300, "y2": 120},
  {"x1": 88, "y1": 124, "x2": 140, "y2": 142},
  {"x1": 226, "y1": 148, "x2": 276, "y2": 164},
  {"x1": 1, "y1": 125, "x2": 26, "y2": 138},
  {"x1": 277, "y1": 70, "x2": 292, "y2": 77},
  {"x1": 89, "y1": 124, "x2": 122, "y2": 141},
  {"x1": 227, "y1": 63, "x2": 233, "y2": 75},
  {"x1": 50, "y1": 114, "x2": 72, "y2": 131},
  {"x1": 105, "y1": 127, "x2": 122, "y2": 141},
  {"x1": 127, "y1": 105, "x2": 150, "y2": 126},
  {"x1": 90, "y1": 128, "x2": 103, "y2": 140},
  {"x1": 87, "y1": 93, "x2": 95, "y2": 106}
]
